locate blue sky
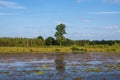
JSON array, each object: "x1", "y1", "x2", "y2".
[{"x1": 0, "y1": 0, "x2": 120, "y2": 40}]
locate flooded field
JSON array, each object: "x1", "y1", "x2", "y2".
[{"x1": 0, "y1": 52, "x2": 120, "y2": 80}]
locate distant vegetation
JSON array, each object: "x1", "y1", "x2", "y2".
[
  {"x1": 0, "y1": 24, "x2": 120, "y2": 53},
  {"x1": 0, "y1": 37, "x2": 120, "y2": 47}
]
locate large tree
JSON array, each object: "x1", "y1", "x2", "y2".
[{"x1": 55, "y1": 24, "x2": 67, "y2": 46}]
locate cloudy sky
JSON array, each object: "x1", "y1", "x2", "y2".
[{"x1": 0, "y1": 0, "x2": 120, "y2": 40}]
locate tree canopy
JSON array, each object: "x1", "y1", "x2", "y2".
[
  {"x1": 55, "y1": 24, "x2": 67, "y2": 46},
  {"x1": 45, "y1": 37, "x2": 55, "y2": 46}
]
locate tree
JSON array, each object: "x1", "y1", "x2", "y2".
[
  {"x1": 37, "y1": 36, "x2": 44, "y2": 40},
  {"x1": 55, "y1": 24, "x2": 66, "y2": 46},
  {"x1": 45, "y1": 37, "x2": 55, "y2": 46},
  {"x1": 64, "y1": 38, "x2": 74, "y2": 46}
]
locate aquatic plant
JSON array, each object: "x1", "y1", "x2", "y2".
[
  {"x1": 116, "y1": 65, "x2": 120, "y2": 69},
  {"x1": 36, "y1": 71, "x2": 45, "y2": 75},
  {"x1": 84, "y1": 68, "x2": 102, "y2": 72},
  {"x1": 105, "y1": 64, "x2": 120, "y2": 69},
  {"x1": 105, "y1": 64, "x2": 115, "y2": 68},
  {"x1": 41, "y1": 66, "x2": 50, "y2": 69}
]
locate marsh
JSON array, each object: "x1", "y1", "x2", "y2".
[{"x1": 0, "y1": 52, "x2": 120, "y2": 80}]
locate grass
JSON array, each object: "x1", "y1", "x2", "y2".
[
  {"x1": 0, "y1": 45, "x2": 120, "y2": 54},
  {"x1": 0, "y1": 47, "x2": 71, "y2": 54}
]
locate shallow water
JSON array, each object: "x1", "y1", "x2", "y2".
[{"x1": 0, "y1": 52, "x2": 120, "y2": 80}]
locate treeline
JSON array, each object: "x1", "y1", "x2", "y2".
[
  {"x1": 75, "y1": 40, "x2": 120, "y2": 46},
  {"x1": 0, "y1": 24, "x2": 120, "y2": 47},
  {"x1": 0, "y1": 37, "x2": 120, "y2": 47}
]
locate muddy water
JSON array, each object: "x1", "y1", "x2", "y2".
[{"x1": 0, "y1": 52, "x2": 120, "y2": 80}]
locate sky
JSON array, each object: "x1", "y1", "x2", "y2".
[{"x1": 0, "y1": 0, "x2": 120, "y2": 40}]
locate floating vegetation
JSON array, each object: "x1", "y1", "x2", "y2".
[
  {"x1": 41, "y1": 66, "x2": 50, "y2": 69},
  {"x1": 105, "y1": 64, "x2": 115, "y2": 68},
  {"x1": 84, "y1": 68, "x2": 102, "y2": 72},
  {"x1": 105, "y1": 64, "x2": 120, "y2": 69},
  {"x1": 116, "y1": 65, "x2": 120, "y2": 69},
  {"x1": 35, "y1": 71, "x2": 45, "y2": 75}
]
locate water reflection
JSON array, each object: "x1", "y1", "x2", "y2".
[
  {"x1": 72, "y1": 77, "x2": 82, "y2": 80},
  {"x1": 0, "y1": 53, "x2": 120, "y2": 80},
  {"x1": 55, "y1": 55, "x2": 65, "y2": 72}
]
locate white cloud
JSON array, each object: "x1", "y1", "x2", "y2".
[
  {"x1": 55, "y1": 21, "x2": 74, "y2": 28},
  {"x1": 55, "y1": 21, "x2": 65, "y2": 24},
  {"x1": 0, "y1": 12, "x2": 18, "y2": 15},
  {"x1": 117, "y1": 30, "x2": 120, "y2": 32},
  {"x1": 0, "y1": 12, "x2": 13, "y2": 15},
  {"x1": 88, "y1": 11, "x2": 120, "y2": 14},
  {"x1": 104, "y1": 25, "x2": 120, "y2": 34},
  {"x1": 0, "y1": 0, "x2": 25, "y2": 9},
  {"x1": 83, "y1": 19, "x2": 91, "y2": 23},
  {"x1": 104, "y1": 25, "x2": 120, "y2": 30},
  {"x1": 81, "y1": 33, "x2": 94, "y2": 37},
  {"x1": 71, "y1": 32, "x2": 94, "y2": 37}
]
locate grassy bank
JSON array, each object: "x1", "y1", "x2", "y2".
[
  {"x1": 0, "y1": 47, "x2": 71, "y2": 54},
  {"x1": 0, "y1": 45, "x2": 120, "y2": 54}
]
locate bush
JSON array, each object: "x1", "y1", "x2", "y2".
[
  {"x1": 29, "y1": 49, "x2": 33, "y2": 52},
  {"x1": 55, "y1": 48, "x2": 61, "y2": 52},
  {"x1": 79, "y1": 48, "x2": 87, "y2": 51},
  {"x1": 112, "y1": 49, "x2": 116, "y2": 51},
  {"x1": 106, "y1": 48, "x2": 116, "y2": 51},
  {"x1": 71, "y1": 46, "x2": 79, "y2": 52}
]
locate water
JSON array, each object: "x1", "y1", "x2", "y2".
[{"x1": 0, "y1": 52, "x2": 120, "y2": 80}]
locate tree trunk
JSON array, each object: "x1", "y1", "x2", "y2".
[{"x1": 60, "y1": 43, "x2": 62, "y2": 47}]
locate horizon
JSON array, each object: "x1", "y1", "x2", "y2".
[{"x1": 0, "y1": 0, "x2": 120, "y2": 40}]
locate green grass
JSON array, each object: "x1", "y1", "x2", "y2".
[
  {"x1": 0, "y1": 45, "x2": 120, "y2": 54},
  {"x1": 0, "y1": 47, "x2": 71, "y2": 54}
]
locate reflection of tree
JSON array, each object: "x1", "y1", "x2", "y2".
[
  {"x1": 102, "y1": 77, "x2": 107, "y2": 80},
  {"x1": 72, "y1": 77, "x2": 82, "y2": 80},
  {"x1": 55, "y1": 55, "x2": 65, "y2": 72}
]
